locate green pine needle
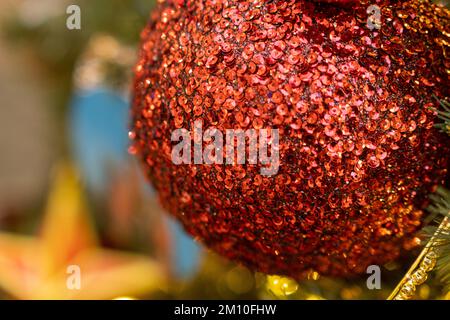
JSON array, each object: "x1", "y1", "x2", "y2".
[{"x1": 432, "y1": 96, "x2": 450, "y2": 136}]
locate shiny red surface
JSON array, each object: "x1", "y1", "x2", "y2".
[{"x1": 131, "y1": 0, "x2": 449, "y2": 278}]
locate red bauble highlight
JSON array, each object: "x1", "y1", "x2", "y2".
[{"x1": 131, "y1": 0, "x2": 449, "y2": 278}]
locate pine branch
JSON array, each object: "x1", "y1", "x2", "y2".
[
  {"x1": 388, "y1": 187, "x2": 450, "y2": 300},
  {"x1": 432, "y1": 96, "x2": 450, "y2": 136}
]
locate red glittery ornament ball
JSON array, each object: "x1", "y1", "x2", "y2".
[{"x1": 131, "y1": 0, "x2": 450, "y2": 278}]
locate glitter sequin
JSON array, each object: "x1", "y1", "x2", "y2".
[{"x1": 131, "y1": 0, "x2": 450, "y2": 279}]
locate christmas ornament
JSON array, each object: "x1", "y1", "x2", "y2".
[
  {"x1": 131, "y1": 0, "x2": 450, "y2": 278},
  {"x1": 0, "y1": 165, "x2": 166, "y2": 299}
]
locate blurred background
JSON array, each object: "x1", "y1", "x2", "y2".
[{"x1": 0, "y1": 0, "x2": 448, "y2": 300}]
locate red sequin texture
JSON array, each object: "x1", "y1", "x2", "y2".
[
  {"x1": 131, "y1": 0, "x2": 450, "y2": 278},
  {"x1": 312, "y1": 0, "x2": 360, "y2": 5}
]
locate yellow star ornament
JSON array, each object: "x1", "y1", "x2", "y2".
[{"x1": 0, "y1": 165, "x2": 167, "y2": 299}]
